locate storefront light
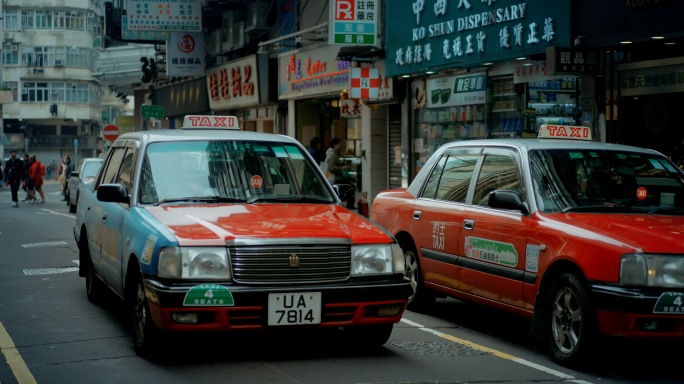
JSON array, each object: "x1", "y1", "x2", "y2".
[
  {"x1": 651, "y1": 36, "x2": 664, "y2": 40},
  {"x1": 516, "y1": 57, "x2": 527, "y2": 60},
  {"x1": 620, "y1": 41, "x2": 633, "y2": 44}
]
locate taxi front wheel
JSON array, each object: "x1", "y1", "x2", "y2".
[
  {"x1": 128, "y1": 271, "x2": 161, "y2": 355},
  {"x1": 401, "y1": 243, "x2": 436, "y2": 312},
  {"x1": 546, "y1": 273, "x2": 598, "y2": 367}
]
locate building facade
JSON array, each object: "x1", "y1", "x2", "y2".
[{"x1": 1, "y1": 0, "x2": 105, "y2": 168}]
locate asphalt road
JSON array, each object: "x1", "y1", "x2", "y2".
[{"x1": 0, "y1": 182, "x2": 680, "y2": 384}]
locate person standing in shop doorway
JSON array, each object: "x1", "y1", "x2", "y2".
[
  {"x1": 3, "y1": 149, "x2": 25, "y2": 207},
  {"x1": 325, "y1": 137, "x2": 356, "y2": 209}
]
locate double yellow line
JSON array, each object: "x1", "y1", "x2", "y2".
[{"x1": 0, "y1": 322, "x2": 36, "y2": 384}]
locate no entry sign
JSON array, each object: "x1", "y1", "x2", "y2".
[{"x1": 103, "y1": 125, "x2": 120, "y2": 141}]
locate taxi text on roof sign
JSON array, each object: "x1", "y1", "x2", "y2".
[
  {"x1": 538, "y1": 124, "x2": 592, "y2": 141},
  {"x1": 182, "y1": 115, "x2": 240, "y2": 130}
]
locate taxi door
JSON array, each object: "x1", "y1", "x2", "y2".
[
  {"x1": 458, "y1": 147, "x2": 530, "y2": 308},
  {"x1": 409, "y1": 149, "x2": 481, "y2": 291},
  {"x1": 101, "y1": 142, "x2": 136, "y2": 293},
  {"x1": 88, "y1": 145, "x2": 126, "y2": 286}
]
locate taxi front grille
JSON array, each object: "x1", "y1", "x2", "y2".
[{"x1": 229, "y1": 245, "x2": 351, "y2": 284}]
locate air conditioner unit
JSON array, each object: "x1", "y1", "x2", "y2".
[
  {"x1": 4, "y1": 32, "x2": 15, "y2": 40},
  {"x1": 245, "y1": 1, "x2": 267, "y2": 31},
  {"x1": 233, "y1": 21, "x2": 245, "y2": 48},
  {"x1": 54, "y1": 59, "x2": 64, "y2": 67}
]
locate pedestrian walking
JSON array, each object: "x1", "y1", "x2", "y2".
[
  {"x1": 28, "y1": 155, "x2": 46, "y2": 204},
  {"x1": 23, "y1": 154, "x2": 37, "y2": 202},
  {"x1": 61, "y1": 154, "x2": 74, "y2": 200},
  {"x1": 308, "y1": 136, "x2": 325, "y2": 165},
  {"x1": 3, "y1": 149, "x2": 25, "y2": 207}
]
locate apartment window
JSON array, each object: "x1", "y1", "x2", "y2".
[
  {"x1": 21, "y1": 10, "x2": 35, "y2": 29},
  {"x1": 35, "y1": 10, "x2": 53, "y2": 29},
  {"x1": 22, "y1": 82, "x2": 50, "y2": 102},
  {"x1": 3, "y1": 10, "x2": 20, "y2": 31},
  {"x1": 22, "y1": 47, "x2": 53, "y2": 67},
  {"x1": 2, "y1": 43, "x2": 19, "y2": 65},
  {"x1": 66, "y1": 11, "x2": 85, "y2": 30}
]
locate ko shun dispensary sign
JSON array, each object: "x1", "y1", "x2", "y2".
[{"x1": 385, "y1": 0, "x2": 571, "y2": 78}]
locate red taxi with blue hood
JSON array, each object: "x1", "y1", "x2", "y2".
[
  {"x1": 74, "y1": 115, "x2": 410, "y2": 354},
  {"x1": 370, "y1": 124, "x2": 684, "y2": 367}
]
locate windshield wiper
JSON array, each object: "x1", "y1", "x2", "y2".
[
  {"x1": 246, "y1": 195, "x2": 330, "y2": 204},
  {"x1": 561, "y1": 204, "x2": 641, "y2": 213},
  {"x1": 647, "y1": 207, "x2": 684, "y2": 216},
  {"x1": 153, "y1": 196, "x2": 245, "y2": 206}
]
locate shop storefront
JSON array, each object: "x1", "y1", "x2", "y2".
[
  {"x1": 278, "y1": 45, "x2": 357, "y2": 171},
  {"x1": 385, "y1": 0, "x2": 574, "y2": 178},
  {"x1": 151, "y1": 77, "x2": 210, "y2": 129},
  {"x1": 206, "y1": 54, "x2": 278, "y2": 133}
]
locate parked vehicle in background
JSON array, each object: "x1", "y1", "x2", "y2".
[
  {"x1": 67, "y1": 157, "x2": 104, "y2": 213},
  {"x1": 73, "y1": 115, "x2": 410, "y2": 355},
  {"x1": 371, "y1": 125, "x2": 684, "y2": 367}
]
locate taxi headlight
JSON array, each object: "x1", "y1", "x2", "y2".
[
  {"x1": 620, "y1": 254, "x2": 684, "y2": 288},
  {"x1": 158, "y1": 247, "x2": 231, "y2": 280},
  {"x1": 351, "y1": 244, "x2": 404, "y2": 276}
]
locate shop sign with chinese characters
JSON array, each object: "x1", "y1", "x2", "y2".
[
  {"x1": 546, "y1": 47, "x2": 600, "y2": 75},
  {"x1": 385, "y1": 0, "x2": 571, "y2": 77},
  {"x1": 167, "y1": 32, "x2": 205, "y2": 77},
  {"x1": 125, "y1": 0, "x2": 201, "y2": 32},
  {"x1": 620, "y1": 63, "x2": 684, "y2": 97},
  {"x1": 426, "y1": 73, "x2": 486, "y2": 108},
  {"x1": 206, "y1": 55, "x2": 260, "y2": 110},
  {"x1": 329, "y1": 0, "x2": 379, "y2": 46}
]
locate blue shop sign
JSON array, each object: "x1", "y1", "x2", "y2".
[{"x1": 385, "y1": 0, "x2": 571, "y2": 78}]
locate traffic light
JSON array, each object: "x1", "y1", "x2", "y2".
[{"x1": 141, "y1": 57, "x2": 156, "y2": 83}]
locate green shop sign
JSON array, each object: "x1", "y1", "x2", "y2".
[{"x1": 385, "y1": 0, "x2": 571, "y2": 77}]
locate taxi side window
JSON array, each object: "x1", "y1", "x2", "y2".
[
  {"x1": 116, "y1": 149, "x2": 135, "y2": 195},
  {"x1": 472, "y1": 152, "x2": 522, "y2": 206},
  {"x1": 420, "y1": 156, "x2": 447, "y2": 199},
  {"x1": 100, "y1": 147, "x2": 126, "y2": 186},
  {"x1": 435, "y1": 154, "x2": 480, "y2": 203}
]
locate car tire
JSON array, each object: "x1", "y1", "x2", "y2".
[
  {"x1": 128, "y1": 269, "x2": 161, "y2": 355},
  {"x1": 546, "y1": 273, "x2": 598, "y2": 367},
  {"x1": 401, "y1": 242, "x2": 436, "y2": 312},
  {"x1": 344, "y1": 323, "x2": 393, "y2": 348},
  {"x1": 82, "y1": 235, "x2": 106, "y2": 304}
]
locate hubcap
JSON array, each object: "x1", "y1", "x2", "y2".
[
  {"x1": 405, "y1": 251, "x2": 418, "y2": 301},
  {"x1": 551, "y1": 287, "x2": 582, "y2": 354}
]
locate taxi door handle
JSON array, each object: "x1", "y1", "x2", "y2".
[
  {"x1": 462, "y1": 219, "x2": 474, "y2": 230},
  {"x1": 102, "y1": 213, "x2": 107, "y2": 222},
  {"x1": 413, "y1": 210, "x2": 422, "y2": 220}
]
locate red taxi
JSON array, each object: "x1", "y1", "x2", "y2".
[
  {"x1": 371, "y1": 125, "x2": 684, "y2": 366},
  {"x1": 74, "y1": 115, "x2": 410, "y2": 354}
]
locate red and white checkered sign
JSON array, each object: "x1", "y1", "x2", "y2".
[{"x1": 350, "y1": 68, "x2": 380, "y2": 99}]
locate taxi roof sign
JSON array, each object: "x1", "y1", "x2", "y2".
[
  {"x1": 538, "y1": 124, "x2": 592, "y2": 141},
  {"x1": 182, "y1": 115, "x2": 240, "y2": 130}
]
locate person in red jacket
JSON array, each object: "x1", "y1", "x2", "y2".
[{"x1": 28, "y1": 155, "x2": 46, "y2": 204}]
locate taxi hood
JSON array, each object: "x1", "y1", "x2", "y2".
[
  {"x1": 144, "y1": 204, "x2": 390, "y2": 246},
  {"x1": 558, "y1": 213, "x2": 684, "y2": 253}
]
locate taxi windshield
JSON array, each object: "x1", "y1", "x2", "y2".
[
  {"x1": 138, "y1": 140, "x2": 334, "y2": 205},
  {"x1": 530, "y1": 149, "x2": 684, "y2": 214}
]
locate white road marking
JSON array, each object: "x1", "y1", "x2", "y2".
[
  {"x1": 22, "y1": 261, "x2": 79, "y2": 276},
  {"x1": 400, "y1": 318, "x2": 593, "y2": 384},
  {"x1": 21, "y1": 241, "x2": 69, "y2": 248}
]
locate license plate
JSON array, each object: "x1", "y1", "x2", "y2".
[{"x1": 268, "y1": 292, "x2": 321, "y2": 326}]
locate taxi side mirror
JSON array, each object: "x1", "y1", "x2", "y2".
[
  {"x1": 97, "y1": 183, "x2": 130, "y2": 204},
  {"x1": 487, "y1": 190, "x2": 529, "y2": 215}
]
